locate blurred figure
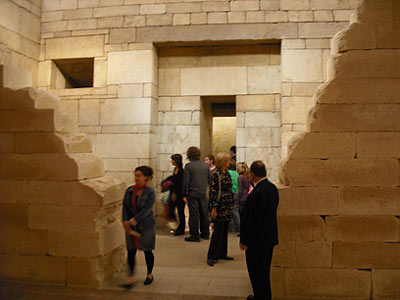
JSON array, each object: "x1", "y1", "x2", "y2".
[
  {"x1": 170, "y1": 154, "x2": 185, "y2": 236},
  {"x1": 204, "y1": 154, "x2": 216, "y2": 175}
]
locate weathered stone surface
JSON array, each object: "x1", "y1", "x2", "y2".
[
  {"x1": 236, "y1": 95, "x2": 275, "y2": 112},
  {"x1": 356, "y1": 132, "x2": 400, "y2": 158},
  {"x1": 0, "y1": 254, "x2": 66, "y2": 284},
  {"x1": 287, "y1": 132, "x2": 355, "y2": 158},
  {"x1": 100, "y1": 98, "x2": 152, "y2": 125},
  {"x1": 295, "y1": 241, "x2": 332, "y2": 268},
  {"x1": 171, "y1": 96, "x2": 200, "y2": 111},
  {"x1": 71, "y1": 176, "x2": 125, "y2": 206},
  {"x1": 136, "y1": 23, "x2": 297, "y2": 43},
  {"x1": 333, "y1": 242, "x2": 400, "y2": 269},
  {"x1": 299, "y1": 22, "x2": 348, "y2": 38},
  {"x1": 308, "y1": 104, "x2": 400, "y2": 132},
  {"x1": 338, "y1": 187, "x2": 400, "y2": 215},
  {"x1": 278, "y1": 216, "x2": 325, "y2": 241},
  {"x1": 280, "y1": 159, "x2": 399, "y2": 187},
  {"x1": 331, "y1": 23, "x2": 375, "y2": 54},
  {"x1": 376, "y1": 22, "x2": 400, "y2": 49},
  {"x1": 245, "y1": 112, "x2": 280, "y2": 127},
  {"x1": 272, "y1": 241, "x2": 296, "y2": 267},
  {"x1": 0, "y1": 110, "x2": 54, "y2": 132},
  {"x1": 237, "y1": 127, "x2": 272, "y2": 148},
  {"x1": 109, "y1": 28, "x2": 136, "y2": 44},
  {"x1": 0, "y1": 227, "x2": 48, "y2": 255},
  {"x1": 15, "y1": 133, "x2": 65, "y2": 153},
  {"x1": 0, "y1": 133, "x2": 14, "y2": 153},
  {"x1": 373, "y1": 270, "x2": 400, "y2": 298},
  {"x1": 281, "y1": 96, "x2": 315, "y2": 123},
  {"x1": 285, "y1": 269, "x2": 371, "y2": 298},
  {"x1": 278, "y1": 186, "x2": 338, "y2": 216},
  {"x1": 316, "y1": 78, "x2": 400, "y2": 104},
  {"x1": 45, "y1": 36, "x2": 104, "y2": 59},
  {"x1": 180, "y1": 67, "x2": 247, "y2": 96},
  {"x1": 96, "y1": 133, "x2": 152, "y2": 158},
  {"x1": 0, "y1": 181, "x2": 18, "y2": 204},
  {"x1": 326, "y1": 216, "x2": 399, "y2": 242},
  {"x1": 0, "y1": 204, "x2": 29, "y2": 228},
  {"x1": 159, "y1": 68, "x2": 180, "y2": 96},
  {"x1": 282, "y1": 49, "x2": 323, "y2": 82},
  {"x1": 247, "y1": 65, "x2": 280, "y2": 94},
  {"x1": 16, "y1": 181, "x2": 71, "y2": 206}
]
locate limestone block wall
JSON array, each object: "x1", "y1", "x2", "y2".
[
  {"x1": 0, "y1": 0, "x2": 41, "y2": 89},
  {"x1": 0, "y1": 86, "x2": 126, "y2": 286},
  {"x1": 37, "y1": 0, "x2": 361, "y2": 187},
  {"x1": 276, "y1": 0, "x2": 400, "y2": 298}
]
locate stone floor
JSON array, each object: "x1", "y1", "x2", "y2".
[{"x1": 0, "y1": 225, "x2": 251, "y2": 300}]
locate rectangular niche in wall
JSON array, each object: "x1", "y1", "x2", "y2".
[{"x1": 53, "y1": 58, "x2": 94, "y2": 88}]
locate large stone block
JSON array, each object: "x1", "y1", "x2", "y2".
[
  {"x1": 244, "y1": 112, "x2": 280, "y2": 127},
  {"x1": 376, "y1": 21, "x2": 400, "y2": 49},
  {"x1": 326, "y1": 216, "x2": 399, "y2": 242},
  {"x1": 280, "y1": 0, "x2": 310, "y2": 10},
  {"x1": 237, "y1": 127, "x2": 272, "y2": 147},
  {"x1": 331, "y1": 23, "x2": 375, "y2": 54},
  {"x1": 0, "y1": 110, "x2": 54, "y2": 133},
  {"x1": 280, "y1": 159, "x2": 399, "y2": 187},
  {"x1": 333, "y1": 242, "x2": 400, "y2": 269},
  {"x1": 93, "y1": 5, "x2": 139, "y2": 17},
  {"x1": 0, "y1": 153, "x2": 104, "y2": 180},
  {"x1": 286, "y1": 269, "x2": 371, "y2": 298},
  {"x1": 0, "y1": 181, "x2": 18, "y2": 204},
  {"x1": 278, "y1": 216, "x2": 325, "y2": 241},
  {"x1": 295, "y1": 241, "x2": 332, "y2": 268},
  {"x1": 298, "y1": 22, "x2": 348, "y2": 38},
  {"x1": 247, "y1": 65, "x2": 280, "y2": 94},
  {"x1": 282, "y1": 49, "x2": 323, "y2": 82},
  {"x1": 167, "y1": 3, "x2": 201, "y2": 13},
  {"x1": 328, "y1": 50, "x2": 400, "y2": 79},
  {"x1": 171, "y1": 96, "x2": 200, "y2": 111},
  {"x1": 338, "y1": 187, "x2": 400, "y2": 216},
  {"x1": 109, "y1": 28, "x2": 136, "y2": 44},
  {"x1": 107, "y1": 50, "x2": 156, "y2": 84},
  {"x1": 372, "y1": 270, "x2": 400, "y2": 298},
  {"x1": 356, "y1": 132, "x2": 400, "y2": 158},
  {"x1": 272, "y1": 242, "x2": 296, "y2": 267},
  {"x1": 278, "y1": 186, "x2": 338, "y2": 216},
  {"x1": 0, "y1": 254, "x2": 66, "y2": 284},
  {"x1": 163, "y1": 111, "x2": 192, "y2": 125},
  {"x1": 16, "y1": 180, "x2": 71, "y2": 206},
  {"x1": 0, "y1": 133, "x2": 14, "y2": 153},
  {"x1": 100, "y1": 98, "x2": 152, "y2": 125},
  {"x1": 0, "y1": 227, "x2": 48, "y2": 255},
  {"x1": 287, "y1": 132, "x2": 355, "y2": 159},
  {"x1": 316, "y1": 78, "x2": 400, "y2": 104},
  {"x1": 96, "y1": 133, "x2": 151, "y2": 158},
  {"x1": 45, "y1": 36, "x2": 104, "y2": 59},
  {"x1": 236, "y1": 95, "x2": 275, "y2": 112},
  {"x1": 159, "y1": 68, "x2": 180, "y2": 96},
  {"x1": 0, "y1": 204, "x2": 29, "y2": 228},
  {"x1": 281, "y1": 96, "x2": 315, "y2": 123},
  {"x1": 308, "y1": 104, "x2": 400, "y2": 132},
  {"x1": 15, "y1": 133, "x2": 65, "y2": 153}
]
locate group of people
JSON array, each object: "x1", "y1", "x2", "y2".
[{"x1": 120, "y1": 146, "x2": 279, "y2": 300}]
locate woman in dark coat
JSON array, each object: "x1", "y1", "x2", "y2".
[
  {"x1": 169, "y1": 154, "x2": 186, "y2": 236},
  {"x1": 121, "y1": 166, "x2": 156, "y2": 288},
  {"x1": 207, "y1": 152, "x2": 234, "y2": 266}
]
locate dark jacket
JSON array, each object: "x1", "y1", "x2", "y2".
[
  {"x1": 122, "y1": 186, "x2": 156, "y2": 232},
  {"x1": 171, "y1": 167, "x2": 184, "y2": 197},
  {"x1": 182, "y1": 160, "x2": 210, "y2": 198},
  {"x1": 240, "y1": 178, "x2": 279, "y2": 250},
  {"x1": 237, "y1": 175, "x2": 251, "y2": 207},
  {"x1": 209, "y1": 169, "x2": 234, "y2": 221}
]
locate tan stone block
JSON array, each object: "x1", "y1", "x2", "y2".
[
  {"x1": 285, "y1": 269, "x2": 370, "y2": 298},
  {"x1": 287, "y1": 132, "x2": 355, "y2": 159},
  {"x1": 173, "y1": 14, "x2": 190, "y2": 25},
  {"x1": 140, "y1": 4, "x2": 166, "y2": 14},
  {"x1": 158, "y1": 97, "x2": 172, "y2": 111},
  {"x1": 237, "y1": 127, "x2": 272, "y2": 147},
  {"x1": 163, "y1": 111, "x2": 192, "y2": 125},
  {"x1": 208, "y1": 12, "x2": 228, "y2": 24},
  {"x1": 0, "y1": 181, "x2": 19, "y2": 204},
  {"x1": 339, "y1": 187, "x2": 400, "y2": 216},
  {"x1": 299, "y1": 22, "x2": 347, "y2": 38},
  {"x1": 109, "y1": 28, "x2": 136, "y2": 44},
  {"x1": 78, "y1": 0, "x2": 100, "y2": 8},
  {"x1": 67, "y1": 19, "x2": 97, "y2": 31},
  {"x1": 0, "y1": 227, "x2": 48, "y2": 255},
  {"x1": 333, "y1": 9, "x2": 353, "y2": 21},
  {"x1": 96, "y1": 133, "x2": 151, "y2": 158},
  {"x1": 100, "y1": 0, "x2": 123, "y2": 6},
  {"x1": 118, "y1": 84, "x2": 143, "y2": 98},
  {"x1": 282, "y1": 39, "x2": 305, "y2": 49},
  {"x1": 228, "y1": 11, "x2": 245, "y2": 23},
  {"x1": 357, "y1": 132, "x2": 400, "y2": 158},
  {"x1": 260, "y1": 0, "x2": 279, "y2": 10},
  {"x1": 291, "y1": 82, "x2": 321, "y2": 96},
  {"x1": 295, "y1": 241, "x2": 332, "y2": 267},
  {"x1": 288, "y1": 10, "x2": 313, "y2": 22},
  {"x1": 181, "y1": 67, "x2": 247, "y2": 96},
  {"x1": 306, "y1": 38, "x2": 331, "y2": 48},
  {"x1": 190, "y1": 13, "x2": 207, "y2": 24},
  {"x1": 333, "y1": 242, "x2": 400, "y2": 269},
  {"x1": 104, "y1": 158, "x2": 139, "y2": 172},
  {"x1": 16, "y1": 180, "x2": 71, "y2": 206},
  {"x1": 316, "y1": 78, "x2": 400, "y2": 104},
  {"x1": 331, "y1": 23, "x2": 375, "y2": 54},
  {"x1": 64, "y1": 8, "x2": 93, "y2": 20},
  {"x1": 108, "y1": 50, "x2": 155, "y2": 84},
  {"x1": 15, "y1": 133, "x2": 66, "y2": 153},
  {"x1": 93, "y1": 5, "x2": 139, "y2": 17},
  {"x1": 137, "y1": 23, "x2": 297, "y2": 43},
  {"x1": 247, "y1": 65, "x2": 280, "y2": 94},
  {"x1": 278, "y1": 216, "x2": 325, "y2": 241},
  {"x1": 245, "y1": 112, "x2": 280, "y2": 127},
  {"x1": 41, "y1": 20, "x2": 68, "y2": 32},
  {"x1": 280, "y1": 0, "x2": 310, "y2": 10},
  {"x1": 159, "y1": 68, "x2": 180, "y2": 96},
  {"x1": 281, "y1": 96, "x2": 315, "y2": 123},
  {"x1": 309, "y1": 104, "x2": 400, "y2": 132},
  {"x1": 376, "y1": 22, "x2": 400, "y2": 49},
  {"x1": 46, "y1": 35, "x2": 104, "y2": 59},
  {"x1": 278, "y1": 186, "x2": 338, "y2": 216},
  {"x1": 326, "y1": 216, "x2": 399, "y2": 242},
  {"x1": 100, "y1": 98, "x2": 151, "y2": 125},
  {"x1": 265, "y1": 11, "x2": 288, "y2": 22},
  {"x1": 282, "y1": 49, "x2": 323, "y2": 82},
  {"x1": 93, "y1": 58, "x2": 107, "y2": 88},
  {"x1": 373, "y1": 270, "x2": 400, "y2": 298},
  {"x1": 236, "y1": 95, "x2": 275, "y2": 112},
  {"x1": 124, "y1": 15, "x2": 146, "y2": 27},
  {"x1": 0, "y1": 109, "x2": 55, "y2": 133},
  {"x1": 230, "y1": 0, "x2": 259, "y2": 11},
  {"x1": 171, "y1": 96, "x2": 200, "y2": 111},
  {"x1": 146, "y1": 14, "x2": 172, "y2": 26},
  {"x1": 202, "y1": 1, "x2": 229, "y2": 12},
  {"x1": 42, "y1": 0, "x2": 78, "y2": 11},
  {"x1": 167, "y1": 3, "x2": 201, "y2": 13},
  {"x1": 280, "y1": 159, "x2": 399, "y2": 187},
  {"x1": 311, "y1": 0, "x2": 340, "y2": 9},
  {"x1": 0, "y1": 204, "x2": 28, "y2": 228},
  {"x1": 79, "y1": 100, "x2": 100, "y2": 125},
  {"x1": 313, "y1": 10, "x2": 334, "y2": 21},
  {"x1": 272, "y1": 242, "x2": 296, "y2": 267},
  {"x1": 0, "y1": 133, "x2": 15, "y2": 153},
  {"x1": 42, "y1": 11, "x2": 64, "y2": 22},
  {"x1": 0, "y1": 254, "x2": 66, "y2": 284},
  {"x1": 96, "y1": 17, "x2": 122, "y2": 28},
  {"x1": 71, "y1": 176, "x2": 125, "y2": 206}
]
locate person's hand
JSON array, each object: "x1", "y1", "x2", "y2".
[
  {"x1": 183, "y1": 197, "x2": 188, "y2": 203},
  {"x1": 129, "y1": 218, "x2": 137, "y2": 227},
  {"x1": 171, "y1": 193, "x2": 177, "y2": 202},
  {"x1": 240, "y1": 243, "x2": 248, "y2": 251},
  {"x1": 211, "y1": 207, "x2": 217, "y2": 219},
  {"x1": 123, "y1": 221, "x2": 131, "y2": 233}
]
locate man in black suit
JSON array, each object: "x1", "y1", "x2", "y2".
[{"x1": 240, "y1": 160, "x2": 279, "y2": 300}]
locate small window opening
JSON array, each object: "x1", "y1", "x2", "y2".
[{"x1": 53, "y1": 58, "x2": 94, "y2": 88}]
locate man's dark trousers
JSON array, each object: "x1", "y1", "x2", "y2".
[
  {"x1": 245, "y1": 246, "x2": 274, "y2": 300},
  {"x1": 187, "y1": 196, "x2": 210, "y2": 238}
]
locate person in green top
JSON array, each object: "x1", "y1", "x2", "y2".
[{"x1": 228, "y1": 159, "x2": 240, "y2": 233}]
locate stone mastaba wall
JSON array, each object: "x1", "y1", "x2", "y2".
[
  {"x1": 0, "y1": 86, "x2": 126, "y2": 286},
  {"x1": 277, "y1": 0, "x2": 400, "y2": 298}
]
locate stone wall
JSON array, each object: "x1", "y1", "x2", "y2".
[
  {"x1": 0, "y1": 85, "x2": 126, "y2": 286},
  {"x1": 277, "y1": 0, "x2": 400, "y2": 298},
  {"x1": 0, "y1": 0, "x2": 41, "y2": 89},
  {"x1": 37, "y1": 0, "x2": 361, "y2": 186}
]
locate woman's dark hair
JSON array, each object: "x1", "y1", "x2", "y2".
[
  {"x1": 230, "y1": 145, "x2": 236, "y2": 154},
  {"x1": 250, "y1": 160, "x2": 266, "y2": 178},
  {"x1": 171, "y1": 153, "x2": 183, "y2": 169},
  {"x1": 205, "y1": 154, "x2": 215, "y2": 164},
  {"x1": 135, "y1": 165, "x2": 154, "y2": 180},
  {"x1": 187, "y1": 146, "x2": 200, "y2": 161}
]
